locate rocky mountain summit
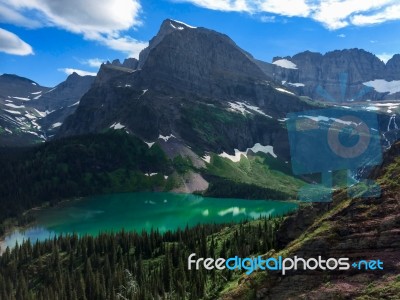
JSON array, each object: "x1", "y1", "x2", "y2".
[{"x1": 58, "y1": 19, "x2": 312, "y2": 160}]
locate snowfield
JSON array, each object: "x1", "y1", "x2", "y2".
[
  {"x1": 219, "y1": 143, "x2": 277, "y2": 162},
  {"x1": 273, "y1": 59, "x2": 298, "y2": 69}
]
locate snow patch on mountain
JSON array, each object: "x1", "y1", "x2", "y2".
[
  {"x1": 110, "y1": 122, "x2": 125, "y2": 130},
  {"x1": 24, "y1": 113, "x2": 37, "y2": 120},
  {"x1": 12, "y1": 96, "x2": 30, "y2": 101},
  {"x1": 5, "y1": 103, "x2": 25, "y2": 109},
  {"x1": 145, "y1": 141, "x2": 155, "y2": 148},
  {"x1": 273, "y1": 59, "x2": 297, "y2": 69},
  {"x1": 51, "y1": 122, "x2": 62, "y2": 129},
  {"x1": 145, "y1": 173, "x2": 158, "y2": 177},
  {"x1": 365, "y1": 106, "x2": 380, "y2": 111},
  {"x1": 275, "y1": 87, "x2": 295, "y2": 95},
  {"x1": 171, "y1": 20, "x2": 197, "y2": 29},
  {"x1": 170, "y1": 22, "x2": 184, "y2": 30},
  {"x1": 202, "y1": 155, "x2": 211, "y2": 163},
  {"x1": 138, "y1": 89, "x2": 148, "y2": 99},
  {"x1": 297, "y1": 115, "x2": 357, "y2": 126},
  {"x1": 68, "y1": 101, "x2": 80, "y2": 107},
  {"x1": 34, "y1": 109, "x2": 53, "y2": 117},
  {"x1": 158, "y1": 134, "x2": 175, "y2": 142},
  {"x1": 228, "y1": 102, "x2": 272, "y2": 118},
  {"x1": 219, "y1": 143, "x2": 277, "y2": 162},
  {"x1": 287, "y1": 82, "x2": 305, "y2": 87},
  {"x1": 4, "y1": 109, "x2": 21, "y2": 115},
  {"x1": 363, "y1": 79, "x2": 400, "y2": 95}
]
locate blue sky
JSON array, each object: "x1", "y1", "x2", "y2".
[{"x1": 1, "y1": 0, "x2": 400, "y2": 87}]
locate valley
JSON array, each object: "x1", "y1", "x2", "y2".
[{"x1": 0, "y1": 17, "x2": 399, "y2": 300}]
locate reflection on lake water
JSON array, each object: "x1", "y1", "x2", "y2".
[{"x1": 1, "y1": 192, "x2": 298, "y2": 250}]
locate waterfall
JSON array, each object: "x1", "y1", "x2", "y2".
[
  {"x1": 387, "y1": 114, "x2": 399, "y2": 131},
  {"x1": 383, "y1": 114, "x2": 399, "y2": 149}
]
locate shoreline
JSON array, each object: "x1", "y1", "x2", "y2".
[
  {"x1": 0, "y1": 193, "x2": 299, "y2": 254},
  {"x1": 0, "y1": 197, "x2": 83, "y2": 254}
]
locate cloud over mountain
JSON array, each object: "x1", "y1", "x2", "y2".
[
  {"x1": 176, "y1": 0, "x2": 400, "y2": 30},
  {"x1": 0, "y1": 0, "x2": 147, "y2": 57}
]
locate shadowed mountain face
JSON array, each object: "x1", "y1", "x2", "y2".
[
  {"x1": 58, "y1": 19, "x2": 313, "y2": 158},
  {"x1": 0, "y1": 73, "x2": 94, "y2": 146}
]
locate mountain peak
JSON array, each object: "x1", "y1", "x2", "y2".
[
  {"x1": 162, "y1": 19, "x2": 197, "y2": 31},
  {"x1": 0, "y1": 73, "x2": 38, "y2": 85},
  {"x1": 67, "y1": 72, "x2": 82, "y2": 79},
  {"x1": 138, "y1": 19, "x2": 198, "y2": 68}
]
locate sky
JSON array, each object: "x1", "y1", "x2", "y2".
[{"x1": 1, "y1": 0, "x2": 400, "y2": 87}]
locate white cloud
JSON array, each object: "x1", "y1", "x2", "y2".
[
  {"x1": 337, "y1": 33, "x2": 346, "y2": 38},
  {"x1": 312, "y1": 0, "x2": 395, "y2": 30},
  {"x1": 176, "y1": 0, "x2": 400, "y2": 30},
  {"x1": 0, "y1": 0, "x2": 147, "y2": 57},
  {"x1": 0, "y1": 3, "x2": 41, "y2": 28},
  {"x1": 352, "y1": 3, "x2": 400, "y2": 26},
  {"x1": 258, "y1": 0, "x2": 311, "y2": 17},
  {"x1": 173, "y1": 0, "x2": 250, "y2": 12},
  {"x1": 260, "y1": 15, "x2": 276, "y2": 23},
  {"x1": 80, "y1": 58, "x2": 107, "y2": 68},
  {"x1": 377, "y1": 53, "x2": 394, "y2": 63},
  {"x1": 58, "y1": 68, "x2": 97, "y2": 77},
  {"x1": 86, "y1": 32, "x2": 148, "y2": 58},
  {"x1": 0, "y1": 27, "x2": 33, "y2": 55}
]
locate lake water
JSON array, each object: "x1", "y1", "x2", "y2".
[{"x1": 1, "y1": 192, "x2": 298, "y2": 250}]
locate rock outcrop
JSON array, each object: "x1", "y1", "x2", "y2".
[{"x1": 222, "y1": 142, "x2": 400, "y2": 300}]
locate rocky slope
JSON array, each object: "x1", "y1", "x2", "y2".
[
  {"x1": 0, "y1": 74, "x2": 50, "y2": 146},
  {"x1": 222, "y1": 142, "x2": 400, "y2": 300},
  {"x1": 0, "y1": 73, "x2": 94, "y2": 146}
]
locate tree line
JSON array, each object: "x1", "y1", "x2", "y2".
[{"x1": 0, "y1": 216, "x2": 282, "y2": 300}]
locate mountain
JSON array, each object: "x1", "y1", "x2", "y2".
[
  {"x1": 34, "y1": 72, "x2": 95, "y2": 136},
  {"x1": 0, "y1": 19, "x2": 317, "y2": 220},
  {"x1": 0, "y1": 72, "x2": 94, "y2": 146},
  {"x1": 222, "y1": 141, "x2": 400, "y2": 299},
  {"x1": 58, "y1": 19, "x2": 313, "y2": 160},
  {"x1": 265, "y1": 49, "x2": 400, "y2": 102},
  {"x1": 0, "y1": 74, "x2": 50, "y2": 146}
]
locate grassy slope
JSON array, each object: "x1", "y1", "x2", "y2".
[
  {"x1": 205, "y1": 154, "x2": 305, "y2": 199},
  {"x1": 220, "y1": 144, "x2": 400, "y2": 299}
]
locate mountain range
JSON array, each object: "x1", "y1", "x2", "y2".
[
  {"x1": 0, "y1": 72, "x2": 94, "y2": 146},
  {"x1": 2, "y1": 19, "x2": 400, "y2": 150},
  {"x1": 0, "y1": 18, "x2": 400, "y2": 300}
]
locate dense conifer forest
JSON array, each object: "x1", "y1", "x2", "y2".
[
  {"x1": 0, "y1": 131, "x2": 171, "y2": 225},
  {"x1": 0, "y1": 217, "x2": 282, "y2": 300}
]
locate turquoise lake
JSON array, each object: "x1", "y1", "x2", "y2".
[{"x1": 1, "y1": 192, "x2": 298, "y2": 250}]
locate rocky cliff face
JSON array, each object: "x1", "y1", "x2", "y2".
[
  {"x1": 136, "y1": 19, "x2": 268, "y2": 100},
  {"x1": 58, "y1": 19, "x2": 313, "y2": 159},
  {"x1": 267, "y1": 49, "x2": 400, "y2": 102},
  {"x1": 386, "y1": 54, "x2": 400, "y2": 81}
]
